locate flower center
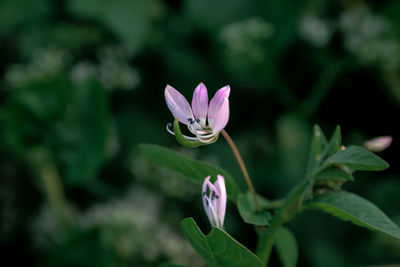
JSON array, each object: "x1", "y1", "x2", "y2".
[
  {"x1": 203, "y1": 190, "x2": 220, "y2": 201},
  {"x1": 187, "y1": 117, "x2": 216, "y2": 144}
]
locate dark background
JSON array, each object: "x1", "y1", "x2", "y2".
[{"x1": 1, "y1": 0, "x2": 400, "y2": 266}]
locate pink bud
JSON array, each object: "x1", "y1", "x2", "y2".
[
  {"x1": 364, "y1": 136, "x2": 393, "y2": 152},
  {"x1": 202, "y1": 175, "x2": 227, "y2": 228}
]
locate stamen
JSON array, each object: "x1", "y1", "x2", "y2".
[
  {"x1": 166, "y1": 123, "x2": 174, "y2": 135},
  {"x1": 166, "y1": 123, "x2": 199, "y2": 141},
  {"x1": 187, "y1": 124, "x2": 198, "y2": 135},
  {"x1": 197, "y1": 132, "x2": 215, "y2": 138},
  {"x1": 166, "y1": 118, "x2": 218, "y2": 144},
  {"x1": 211, "y1": 191, "x2": 219, "y2": 200}
]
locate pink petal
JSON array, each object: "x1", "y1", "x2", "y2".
[
  {"x1": 191, "y1": 83, "x2": 208, "y2": 127},
  {"x1": 208, "y1": 86, "x2": 230, "y2": 133},
  {"x1": 202, "y1": 176, "x2": 212, "y2": 218},
  {"x1": 165, "y1": 85, "x2": 194, "y2": 125},
  {"x1": 214, "y1": 175, "x2": 227, "y2": 226}
]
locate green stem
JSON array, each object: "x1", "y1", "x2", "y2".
[
  {"x1": 221, "y1": 130, "x2": 261, "y2": 211},
  {"x1": 256, "y1": 178, "x2": 312, "y2": 265},
  {"x1": 264, "y1": 199, "x2": 284, "y2": 209},
  {"x1": 33, "y1": 150, "x2": 72, "y2": 229}
]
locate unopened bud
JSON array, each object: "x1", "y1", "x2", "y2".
[{"x1": 364, "y1": 136, "x2": 392, "y2": 152}]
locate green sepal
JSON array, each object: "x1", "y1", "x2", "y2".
[
  {"x1": 173, "y1": 119, "x2": 203, "y2": 148},
  {"x1": 173, "y1": 119, "x2": 219, "y2": 148}
]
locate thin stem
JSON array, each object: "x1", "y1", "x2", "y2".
[
  {"x1": 256, "y1": 178, "x2": 312, "y2": 265},
  {"x1": 39, "y1": 159, "x2": 72, "y2": 227},
  {"x1": 221, "y1": 130, "x2": 261, "y2": 211},
  {"x1": 264, "y1": 199, "x2": 284, "y2": 209},
  {"x1": 32, "y1": 149, "x2": 72, "y2": 229}
]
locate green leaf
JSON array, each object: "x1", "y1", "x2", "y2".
[
  {"x1": 321, "y1": 125, "x2": 341, "y2": 161},
  {"x1": 305, "y1": 191, "x2": 400, "y2": 240},
  {"x1": 181, "y1": 218, "x2": 263, "y2": 267},
  {"x1": 68, "y1": 0, "x2": 160, "y2": 53},
  {"x1": 307, "y1": 125, "x2": 328, "y2": 172},
  {"x1": 1, "y1": 77, "x2": 109, "y2": 185},
  {"x1": 245, "y1": 191, "x2": 275, "y2": 210},
  {"x1": 158, "y1": 264, "x2": 188, "y2": 267},
  {"x1": 181, "y1": 218, "x2": 216, "y2": 266},
  {"x1": 313, "y1": 167, "x2": 354, "y2": 182},
  {"x1": 0, "y1": 0, "x2": 49, "y2": 35},
  {"x1": 275, "y1": 228, "x2": 298, "y2": 267},
  {"x1": 139, "y1": 144, "x2": 240, "y2": 202},
  {"x1": 207, "y1": 227, "x2": 263, "y2": 267},
  {"x1": 237, "y1": 193, "x2": 271, "y2": 226},
  {"x1": 325, "y1": 145, "x2": 389, "y2": 171},
  {"x1": 59, "y1": 80, "x2": 109, "y2": 185}
]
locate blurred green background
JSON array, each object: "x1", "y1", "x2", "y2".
[{"x1": 1, "y1": 0, "x2": 400, "y2": 266}]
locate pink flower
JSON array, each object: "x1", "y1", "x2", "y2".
[
  {"x1": 202, "y1": 175, "x2": 227, "y2": 228},
  {"x1": 165, "y1": 83, "x2": 230, "y2": 144},
  {"x1": 364, "y1": 136, "x2": 393, "y2": 152}
]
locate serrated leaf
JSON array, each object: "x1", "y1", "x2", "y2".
[
  {"x1": 305, "y1": 191, "x2": 400, "y2": 240},
  {"x1": 181, "y1": 218, "x2": 263, "y2": 267},
  {"x1": 275, "y1": 228, "x2": 298, "y2": 267},
  {"x1": 139, "y1": 144, "x2": 240, "y2": 202},
  {"x1": 237, "y1": 193, "x2": 271, "y2": 226},
  {"x1": 325, "y1": 145, "x2": 389, "y2": 171},
  {"x1": 313, "y1": 167, "x2": 354, "y2": 182}
]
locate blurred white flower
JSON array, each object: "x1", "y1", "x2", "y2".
[
  {"x1": 339, "y1": 6, "x2": 400, "y2": 69},
  {"x1": 32, "y1": 186, "x2": 203, "y2": 266},
  {"x1": 299, "y1": 15, "x2": 333, "y2": 47},
  {"x1": 5, "y1": 48, "x2": 69, "y2": 87},
  {"x1": 220, "y1": 17, "x2": 274, "y2": 61}
]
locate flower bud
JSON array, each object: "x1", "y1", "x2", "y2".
[
  {"x1": 364, "y1": 136, "x2": 392, "y2": 152},
  {"x1": 202, "y1": 175, "x2": 227, "y2": 228}
]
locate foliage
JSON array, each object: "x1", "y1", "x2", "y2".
[{"x1": 1, "y1": 0, "x2": 400, "y2": 266}]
